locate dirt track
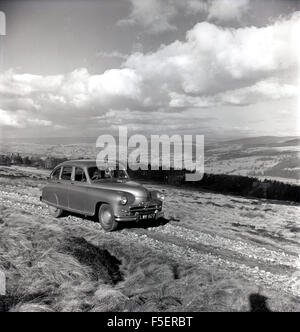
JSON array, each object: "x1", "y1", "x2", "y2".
[{"x1": 0, "y1": 166, "x2": 299, "y2": 311}]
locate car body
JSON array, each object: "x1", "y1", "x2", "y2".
[{"x1": 41, "y1": 160, "x2": 164, "y2": 231}]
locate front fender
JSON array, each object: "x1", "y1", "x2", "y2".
[{"x1": 84, "y1": 188, "x2": 133, "y2": 216}]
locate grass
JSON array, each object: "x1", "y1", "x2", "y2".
[
  {"x1": 63, "y1": 237, "x2": 124, "y2": 285},
  {"x1": 1, "y1": 206, "x2": 299, "y2": 312},
  {"x1": 0, "y1": 166, "x2": 299, "y2": 312}
]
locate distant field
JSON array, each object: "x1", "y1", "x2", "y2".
[
  {"x1": 0, "y1": 166, "x2": 299, "y2": 312},
  {"x1": 204, "y1": 136, "x2": 300, "y2": 183},
  {"x1": 1, "y1": 135, "x2": 299, "y2": 184}
]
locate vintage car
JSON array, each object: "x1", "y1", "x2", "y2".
[{"x1": 41, "y1": 160, "x2": 164, "y2": 231}]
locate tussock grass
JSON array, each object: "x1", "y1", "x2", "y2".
[
  {"x1": 0, "y1": 206, "x2": 299, "y2": 312},
  {"x1": 63, "y1": 237, "x2": 123, "y2": 284},
  {"x1": 11, "y1": 303, "x2": 54, "y2": 312}
]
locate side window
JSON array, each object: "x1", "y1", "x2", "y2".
[
  {"x1": 61, "y1": 166, "x2": 72, "y2": 181},
  {"x1": 51, "y1": 168, "x2": 61, "y2": 180},
  {"x1": 88, "y1": 167, "x2": 103, "y2": 181},
  {"x1": 74, "y1": 167, "x2": 87, "y2": 182}
]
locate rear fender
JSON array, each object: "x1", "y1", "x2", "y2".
[{"x1": 42, "y1": 187, "x2": 59, "y2": 207}]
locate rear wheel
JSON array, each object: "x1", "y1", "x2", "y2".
[
  {"x1": 98, "y1": 204, "x2": 118, "y2": 232},
  {"x1": 48, "y1": 206, "x2": 64, "y2": 218}
]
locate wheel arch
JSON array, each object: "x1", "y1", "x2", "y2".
[{"x1": 94, "y1": 201, "x2": 109, "y2": 216}]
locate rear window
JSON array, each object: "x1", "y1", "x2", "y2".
[
  {"x1": 61, "y1": 166, "x2": 72, "y2": 181},
  {"x1": 51, "y1": 168, "x2": 61, "y2": 180}
]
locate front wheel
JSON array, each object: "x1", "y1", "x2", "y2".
[
  {"x1": 48, "y1": 206, "x2": 64, "y2": 218},
  {"x1": 98, "y1": 204, "x2": 118, "y2": 232}
]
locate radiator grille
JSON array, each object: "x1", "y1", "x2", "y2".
[{"x1": 130, "y1": 204, "x2": 158, "y2": 213}]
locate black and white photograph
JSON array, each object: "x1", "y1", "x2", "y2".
[{"x1": 0, "y1": 0, "x2": 299, "y2": 316}]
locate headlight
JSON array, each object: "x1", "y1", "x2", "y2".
[
  {"x1": 157, "y1": 192, "x2": 165, "y2": 201},
  {"x1": 120, "y1": 195, "x2": 128, "y2": 205}
]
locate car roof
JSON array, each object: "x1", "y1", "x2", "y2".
[
  {"x1": 58, "y1": 160, "x2": 97, "y2": 168},
  {"x1": 56, "y1": 160, "x2": 125, "y2": 169}
]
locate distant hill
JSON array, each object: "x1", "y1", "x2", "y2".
[
  {"x1": 0, "y1": 135, "x2": 299, "y2": 183},
  {"x1": 282, "y1": 138, "x2": 300, "y2": 146},
  {"x1": 221, "y1": 136, "x2": 300, "y2": 147}
]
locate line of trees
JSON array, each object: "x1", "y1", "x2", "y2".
[
  {"x1": 0, "y1": 153, "x2": 67, "y2": 169},
  {"x1": 1, "y1": 154, "x2": 299, "y2": 203},
  {"x1": 128, "y1": 167, "x2": 300, "y2": 203}
]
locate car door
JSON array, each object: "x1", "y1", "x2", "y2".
[
  {"x1": 59, "y1": 166, "x2": 73, "y2": 209},
  {"x1": 68, "y1": 167, "x2": 89, "y2": 214},
  {"x1": 44, "y1": 167, "x2": 62, "y2": 206}
]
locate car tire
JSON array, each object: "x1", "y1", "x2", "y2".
[
  {"x1": 48, "y1": 206, "x2": 64, "y2": 218},
  {"x1": 98, "y1": 204, "x2": 118, "y2": 231}
]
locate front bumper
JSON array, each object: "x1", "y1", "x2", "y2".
[{"x1": 115, "y1": 210, "x2": 164, "y2": 222}]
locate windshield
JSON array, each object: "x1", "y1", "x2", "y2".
[{"x1": 88, "y1": 166, "x2": 129, "y2": 182}]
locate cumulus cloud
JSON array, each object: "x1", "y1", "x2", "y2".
[
  {"x1": 218, "y1": 79, "x2": 298, "y2": 105},
  {"x1": 0, "y1": 70, "x2": 63, "y2": 97},
  {"x1": 169, "y1": 78, "x2": 298, "y2": 108},
  {"x1": 0, "y1": 13, "x2": 299, "y2": 135},
  {"x1": 119, "y1": 0, "x2": 250, "y2": 33},
  {"x1": 118, "y1": 0, "x2": 179, "y2": 33},
  {"x1": 0, "y1": 109, "x2": 52, "y2": 128},
  {"x1": 57, "y1": 68, "x2": 141, "y2": 107},
  {"x1": 207, "y1": 0, "x2": 250, "y2": 22},
  {"x1": 0, "y1": 67, "x2": 141, "y2": 102},
  {"x1": 0, "y1": 109, "x2": 21, "y2": 128},
  {"x1": 0, "y1": 67, "x2": 141, "y2": 129},
  {"x1": 125, "y1": 12, "x2": 299, "y2": 96}
]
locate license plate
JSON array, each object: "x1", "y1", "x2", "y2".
[{"x1": 139, "y1": 213, "x2": 156, "y2": 220}]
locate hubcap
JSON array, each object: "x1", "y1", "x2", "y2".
[{"x1": 101, "y1": 208, "x2": 112, "y2": 226}]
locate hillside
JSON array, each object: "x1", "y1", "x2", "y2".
[
  {"x1": 0, "y1": 166, "x2": 299, "y2": 312},
  {"x1": 1, "y1": 135, "x2": 299, "y2": 184}
]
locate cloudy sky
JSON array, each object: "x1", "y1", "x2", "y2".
[{"x1": 0, "y1": 0, "x2": 299, "y2": 140}]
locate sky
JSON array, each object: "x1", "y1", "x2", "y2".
[{"x1": 0, "y1": 0, "x2": 299, "y2": 141}]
